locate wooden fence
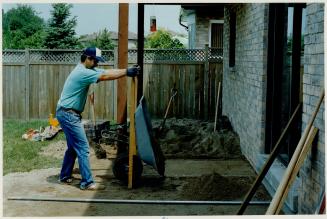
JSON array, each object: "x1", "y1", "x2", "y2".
[{"x1": 2, "y1": 48, "x2": 223, "y2": 121}]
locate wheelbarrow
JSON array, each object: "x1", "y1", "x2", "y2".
[{"x1": 111, "y1": 96, "x2": 165, "y2": 184}]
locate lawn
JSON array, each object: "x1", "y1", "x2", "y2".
[{"x1": 3, "y1": 119, "x2": 64, "y2": 175}]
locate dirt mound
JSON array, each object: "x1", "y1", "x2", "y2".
[
  {"x1": 40, "y1": 118, "x2": 242, "y2": 160},
  {"x1": 39, "y1": 140, "x2": 100, "y2": 160},
  {"x1": 153, "y1": 118, "x2": 242, "y2": 159},
  {"x1": 181, "y1": 172, "x2": 270, "y2": 201}
]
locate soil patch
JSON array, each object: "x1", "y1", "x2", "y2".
[
  {"x1": 42, "y1": 118, "x2": 243, "y2": 161},
  {"x1": 5, "y1": 118, "x2": 273, "y2": 216},
  {"x1": 153, "y1": 118, "x2": 242, "y2": 159},
  {"x1": 181, "y1": 172, "x2": 270, "y2": 201}
]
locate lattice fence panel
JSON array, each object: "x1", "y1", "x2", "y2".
[
  {"x1": 29, "y1": 50, "x2": 81, "y2": 63},
  {"x1": 143, "y1": 49, "x2": 206, "y2": 62},
  {"x1": 3, "y1": 48, "x2": 222, "y2": 64},
  {"x1": 2, "y1": 50, "x2": 25, "y2": 63},
  {"x1": 209, "y1": 48, "x2": 223, "y2": 62},
  {"x1": 186, "y1": 49, "x2": 206, "y2": 61},
  {"x1": 128, "y1": 49, "x2": 138, "y2": 62},
  {"x1": 102, "y1": 50, "x2": 115, "y2": 62},
  {"x1": 28, "y1": 50, "x2": 114, "y2": 63}
]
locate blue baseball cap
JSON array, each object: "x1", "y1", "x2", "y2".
[{"x1": 83, "y1": 47, "x2": 105, "y2": 62}]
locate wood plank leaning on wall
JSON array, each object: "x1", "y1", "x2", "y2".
[{"x1": 266, "y1": 89, "x2": 324, "y2": 215}]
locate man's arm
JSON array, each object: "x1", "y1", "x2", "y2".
[{"x1": 97, "y1": 69, "x2": 127, "y2": 82}]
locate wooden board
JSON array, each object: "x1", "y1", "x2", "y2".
[{"x1": 266, "y1": 89, "x2": 324, "y2": 214}]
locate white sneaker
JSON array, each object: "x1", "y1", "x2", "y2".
[{"x1": 80, "y1": 183, "x2": 105, "y2": 190}]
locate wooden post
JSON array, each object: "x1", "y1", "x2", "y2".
[
  {"x1": 204, "y1": 44, "x2": 209, "y2": 120},
  {"x1": 113, "y1": 47, "x2": 118, "y2": 121},
  {"x1": 117, "y1": 3, "x2": 129, "y2": 124},
  {"x1": 266, "y1": 89, "x2": 324, "y2": 214},
  {"x1": 128, "y1": 77, "x2": 138, "y2": 189},
  {"x1": 25, "y1": 49, "x2": 30, "y2": 120}
]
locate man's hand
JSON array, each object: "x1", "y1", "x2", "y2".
[{"x1": 126, "y1": 65, "x2": 141, "y2": 77}]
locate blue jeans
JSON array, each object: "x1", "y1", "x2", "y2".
[{"x1": 56, "y1": 108, "x2": 94, "y2": 189}]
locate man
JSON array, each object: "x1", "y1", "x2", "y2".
[{"x1": 56, "y1": 47, "x2": 139, "y2": 190}]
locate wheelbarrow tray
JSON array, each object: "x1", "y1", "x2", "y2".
[{"x1": 135, "y1": 96, "x2": 165, "y2": 176}]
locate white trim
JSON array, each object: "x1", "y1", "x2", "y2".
[
  {"x1": 210, "y1": 20, "x2": 224, "y2": 24},
  {"x1": 209, "y1": 19, "x2": 224, "y2": 47},
  {"x1": 95, "y1": 48, "x2": 102, "y2": 57}
]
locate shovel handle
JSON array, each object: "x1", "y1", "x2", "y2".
[
  {"x1": 89, "y1": 92, "x2": 96, "y2": 127},
  {"x1": 160, "y1": 90, "x2": 178, "y2": 132}
]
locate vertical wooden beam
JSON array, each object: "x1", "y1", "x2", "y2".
[
  {"x1": 204, "y1": 44, "x2": 209, "y2": 120},
  {"x1": 117, "y1": 3, "x2": 129, "y2": 124},
  {"x1": 25, "y1": 49, "x2": 30, "y2": 120},
  {"x1": 128, "y1": 77, "x2": 138, "y2": 189},
  {"x1": 137, "y1": 3, "x2": 144, "y2": 102}
]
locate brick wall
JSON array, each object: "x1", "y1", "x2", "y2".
[
  {"x1": 298, "y1": 3, "x2": 325, "y2": 214},
  {"x1": 222, "y1": 4, "x2": 269, "y2": 166},
  {"x1": 223, "y1": 3, "x2": 325, "y2": 214}
]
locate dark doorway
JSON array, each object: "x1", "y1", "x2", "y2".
[
  {"x1": 210, "y1": 22, "x2": 224, "y2": 49},
  {"x1": 265, "y1": 3, "x2": 306, "y2": 164}
]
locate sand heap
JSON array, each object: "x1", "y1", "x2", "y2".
[
  {"x1": 153, "y1": 117, "x2": 242, "y2": 159},
  {"x1": 181, "y1": 172, "x2": 270, "y2": 201}
]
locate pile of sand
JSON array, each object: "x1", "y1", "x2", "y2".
[
  {"x1": 41, "y1": 118, "x2": 242, "y2": 160},
  {"x1": 181, "y1": 172, "x2": 270, "y2": 201},
  {"x1": 153, "y1": 118, "x2": 242, "y2": 159}
]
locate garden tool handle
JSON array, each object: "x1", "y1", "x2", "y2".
[
  {"x1": 89, "y1": 92, "x2": 96, "y2": 127},
  {"x1": 159, "y1": 89, "x2": 178, "y2": 132}
]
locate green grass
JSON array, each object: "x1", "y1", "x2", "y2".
[{"x1": 3, "y1": 119, "x2": 65, "y2": 175}]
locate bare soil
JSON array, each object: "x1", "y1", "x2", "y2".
[
  {"x1": 154, "y1": 118, "x2": 242, "y2": 159},
  {"x1": 3, "y1": 118, "x2": 271, "y2": 216}
]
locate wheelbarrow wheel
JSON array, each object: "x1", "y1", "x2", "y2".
[{"x1": 112, "y1": 152, "x2": 143, "y2": 183}]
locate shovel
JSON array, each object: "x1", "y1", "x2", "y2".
[
  {"x1": 89, "y1": 92, "x2": 96, "y2": 127},
  {"x1": 89, "y1": 92, "x2": 106, "y2": 159},
  {"x1": 157, "y1": 88, "x2": 178, "y2": 135}
]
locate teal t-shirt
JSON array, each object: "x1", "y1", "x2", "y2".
[{"x1": 57, "y1": 63, "x2": 105, "y2": 113}]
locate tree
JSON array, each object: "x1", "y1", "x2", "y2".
[
  {"x1": 144, "y1": 29, "x2": 184, "y2": 49},
  {"x1": 96, "y1": 28, "x2": 115, "y2": 50},
  {"x1": 80, "y1": 28, "x2": 114, "y2": 49},
  {"x1": 43, "y1": 3, "x2": 79, "y2": 49},
  {"x1": 3, "y1": 4, "x2": 45, "y2": 49}
]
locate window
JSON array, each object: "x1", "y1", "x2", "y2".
[
  {"x1": 265, "y1": 4, "x2": 306, "y2": 164},
  {"x1": 209, "y1": 20, "x2": 224, "y2": 49},
  {"x1": 229, "y1": 11, "x2": 236, "y2": 67}
]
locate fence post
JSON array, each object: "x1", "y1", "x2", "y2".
[
  {"x1": 204, "y1": 44, "x2": 209, "y2": 120},
  {"x1": 113, "y1": 47, "x2": 118, "y2": 121},
  {"x1": 25, "y1": 49, "x2": 30, "y2": 120}
]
